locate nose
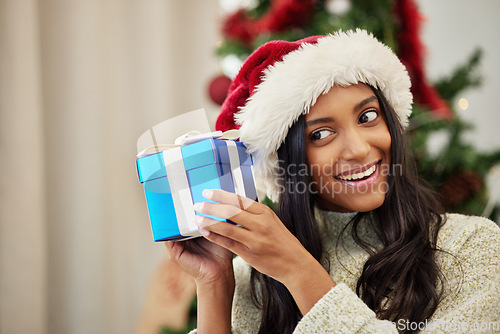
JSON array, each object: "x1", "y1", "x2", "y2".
[{"x1": 339, "y1": 127, "x2": 371, "y2": 161}]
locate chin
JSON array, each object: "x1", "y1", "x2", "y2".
[
  {"x1": 316, "y1": 189, "x2": 387, "y2": 213},
  {"x1": 349, "y1": 198, "x2": 385, "y2": 213}
]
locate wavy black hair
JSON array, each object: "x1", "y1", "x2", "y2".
[{"x1": 249, "y1": 86, "x2": 446, "y2": 334}]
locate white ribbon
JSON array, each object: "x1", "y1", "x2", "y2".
[
  {"x1": 174, "y1": 130, "x2": 221, "y2": 146},
  {"x1": 226, "y1": 141, "x2": 246, "y2": 196},
  {"x1": 136, "y1": 129, "x2": 241, "y2": 158},
  {"x1": 163, "y1": 148, "x2": 200, "y2": 237}
]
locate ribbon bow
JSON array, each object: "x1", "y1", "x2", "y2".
[{"x1": 136, "y1": 129, "x2": 240, "y2": 158}]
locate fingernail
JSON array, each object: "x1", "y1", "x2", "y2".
[
  {"x1": 199, "y1": 228, "x2": 210, "y2": 237},
  {"x1": 202, "y1": 189, "x2": 213, "y2": 199},
  {"x1": 193, "y1": 202, "x2": 204, "y2": 212}
]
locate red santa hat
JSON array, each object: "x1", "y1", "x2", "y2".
[{"x1": 216, "y1": 29, "x2": 413, "y2": 201}]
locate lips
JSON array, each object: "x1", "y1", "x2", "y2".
[{"x1": 335, "y1": 160, "x2": 380, "y2": 182}]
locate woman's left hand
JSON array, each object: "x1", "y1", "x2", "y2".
[{"x1": 193, "y1": 189, "x2": 320, "y2": 285}]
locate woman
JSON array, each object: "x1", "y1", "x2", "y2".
[{"x1": 165, "y1": 30, "x2": 500, "y2": 333}]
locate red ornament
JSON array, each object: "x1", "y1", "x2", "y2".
[{"x1": 208, "y1": 74, "x2": 232, "y2": 105}]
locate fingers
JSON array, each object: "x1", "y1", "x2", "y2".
[
  {"x1": 203, "y1": 228, "x2": 248, "y2": 255},
  {"x1": 194, "y1": 201, "x2": 263, "y2": 232},
  {"x1": 194, "y1": 214, "x2": 251, "y2": 243},
  {"x1": 193, "y1": 189, "x2": 274, "y2": 231},
  {"x1": 202, "y1": 189, "x2": 263, "y2": 214},
  {"x1": 164, "y1": 240, "x2": 182, "y2": 260},
  {"x1": 193, "y1": 202, "x2": 242, "y2": 222},
  {"x1": 194, "y1": 216, "x2": 250, "y2": 255},
  {"x1": 192, "y1": 189, "x2": 278, "y2": 254},
  {"x1": 164, "y1": 241, "x2": 175, "y2": 252},
  {"x1": 192, "y1": 189, "x2": 261, "y2": 226}
]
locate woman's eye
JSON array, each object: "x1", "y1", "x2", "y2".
[
  {"x1": 310, "y1": 129, "x2": 333, "y2": 141},
  {"x1": 359, "y1": 110, "x2": 378, "y2": 124}
]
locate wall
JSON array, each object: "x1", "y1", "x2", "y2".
[{"x1": 419, "y1": 0, "x2": 500, "y2": 150}]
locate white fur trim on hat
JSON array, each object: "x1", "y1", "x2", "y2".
[{"x1": 235, "y1": 29, "x2": 413, "y2": 201}]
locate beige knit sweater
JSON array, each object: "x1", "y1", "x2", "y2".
[{"x1": 190, "y1": 212, "x2": 500, "y2": 333}]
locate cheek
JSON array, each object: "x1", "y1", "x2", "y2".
[
  {"x1": 306, "y1": 146, "x2": 341, "y2": 178},
  {"x1": 307, "y1": 153, "x2": 344, "y2": 198},
  {"x1": 382, "y1": 133, "x2": 392, "y2": 159},
  {"x1": 372, "y1": 125, "x2": 392, "y2": 161}
]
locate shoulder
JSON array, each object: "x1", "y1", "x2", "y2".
[{"x1": 437, "y1": 213, "x2": 500, "y2": 256}]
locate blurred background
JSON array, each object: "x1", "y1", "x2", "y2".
[{"x1": 1, "y1": 1, "x2": 499, "y2": 334}]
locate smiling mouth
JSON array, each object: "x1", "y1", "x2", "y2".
[{"x1": 335, "y1": 161, "x2": 380, "y2": 182}]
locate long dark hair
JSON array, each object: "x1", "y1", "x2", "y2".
[{"x1": 249, "y1": 86, "x2": 446, "y2": 334}]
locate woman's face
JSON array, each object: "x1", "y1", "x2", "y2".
[{"x1": 305, "y1": 84, "x2": 392, "y2": 212}]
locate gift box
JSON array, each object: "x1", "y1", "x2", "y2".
[{"x1": 136, "y1": 109, "x2": 258, "y2": 241}]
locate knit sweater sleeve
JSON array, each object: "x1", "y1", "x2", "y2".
[
  {"x1": 295, "y1": 214, "x2": 500, "y2": 333},
  {"x1": 294, "y1": 283, "x2": 397, "y2": 333}
]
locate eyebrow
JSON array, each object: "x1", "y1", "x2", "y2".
[
  {"x1": 355, "y1": 95, "x2": 378, "y2": 112},
  {"x1": 305, "y1": 117, "x2": 334, "y2": 127},
  {"x1": 305, "y1": 95, "x2": 378, "y2": 127}
]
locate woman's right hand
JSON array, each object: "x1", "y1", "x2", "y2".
[{"x1": 164, "y1": 237, "x2": 234, "y2": 286}]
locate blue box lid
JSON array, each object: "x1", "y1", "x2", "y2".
[{"x1": 136, "y1": 138, "x2": 253, "y2": 183}]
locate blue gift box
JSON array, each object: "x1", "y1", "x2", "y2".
[{"x1": 137, "y1": 138, "x2": 257, "y2": 241}]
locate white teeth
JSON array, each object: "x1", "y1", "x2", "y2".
[{"x1": 337, "y1": 164, "x2": 377, "y2": 181}]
